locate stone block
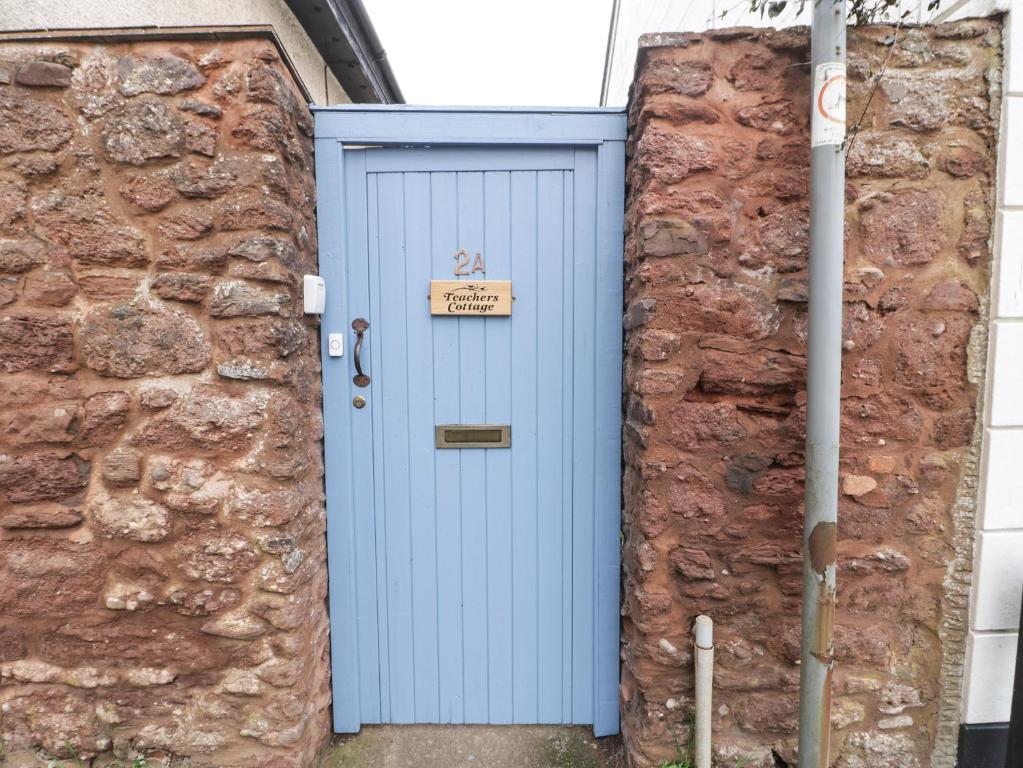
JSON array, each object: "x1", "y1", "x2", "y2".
[
  {"x1": 637, "y1": 53, "x2": 714, "y2": 97},
  {"x1": 81, "y1": 305, "x2": 209, "y2": 377},
  {"x1": 228, "y1": 235, "x2": 297, "y2": 264},
  {"x1": 1, "y1": 688, "x2": 109, "y2": 758},
  {"x1": 78, "y1": 274, "x2": 140, "y2": 301},
  {"x1": 90, "y1": 492, "x2": 170, "y2": 542},
  {"x1": 23, "y1": 268, "x2": 76, "y2": 306},
  {"x1": 173, "y1": 156, "x2": 239, "y2": 199},
  {"x1": 39, "y1": 615, "x2": 223, "y2": 671},
  {"x1": 0, "y1": 401, "x2": 76, "y2": 445},
  {"x1": 101, "y1": 99, "x2": 186, "y2": 165},
  {"x1": 156, "y1": 244, "x2": 229, "y2": 272},
  {"x1": 0, "y1": 95, "x2": 72, "y2": 153},
  {"x1": 185, "y1": 119, "x2": 218, "y2": 156},
  {"x1": 734, "y1": 99, "x2": 800, "y2": 134},
  {"x1": 33, "y1": 192, "x2": 148, "y2": 267},
  {"x1": 217, "y1": 192, "x2": 293, "y2": 231},
  {"x1": 699, "y1": 348, "x2": 806, "y2": 395},
  {"x1": 0, "y1": 313, "x2": 75, "y2": 373},
  {"x1": 0, "y1": 450, "x2": 88, "y2": 503},
  {"x1": 80, "y1": 391, "x2": 132, "y2": 444},
  {"x1": 860, "y1": 189, "x2": 947, "y2": 266},
  {"x1": 636, "y1": 124, "x2": 718, "y2": 183},
  {"x1": 116, "y1": 54, "x2": 205, "y2": 96},
  {"x1": 847, "y1": 135, "x2": 929, "y2": 179},
  {"x1": 210, "y1": 280, "x2": 291, "y2": 317},
  {"x1": 175, "y1": 525, "x2": 259, "y2": 583},
  {"x1": 119, "y1": 173, "x2": 177, "y2": 211},
  {"x1": 0, "y1": 238, "x2": 46, "y2": 272},
  {"x1": 158, "y1": 208, "x2": 214, "y2": 240},
  {"x1": 0, "y1": 537, "x2": 103, "y2": 617},
  {"x1": 151, "y1": 272, "x2": 213, "y2": 302},
  {"x1": 891, "y1": 313, "x2": 972, "y2": 410},
  {"x1": 16, "y1": 60, "x2": 73, "y2": 87},
  {"x1": 179, "y1": 98, "x2": 223, "y2": 119},
  {"x1": 0, "y1": 505, "x2": 83, "y2": 529},
  {"x1": 669, "y1": 547, "x2": 716, "y2": 580},
  {"x1": 137, "y1": 385, "x2": 268, "y2": 451}
]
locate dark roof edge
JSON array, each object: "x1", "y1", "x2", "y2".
[{"x1": 285, "y1": 0, "x2": 403, "y2": 104}]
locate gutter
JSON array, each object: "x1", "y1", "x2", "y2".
[{"x1": 285, "y1": 0, "x2": 404, "y2": 104}]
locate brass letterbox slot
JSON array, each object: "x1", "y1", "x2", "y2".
[{"x1": 435, "y1": 424, "x2": 511, "y2": 449}]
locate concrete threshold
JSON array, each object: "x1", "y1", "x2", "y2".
[{"x1": 321, "y1": 725, "x2": 624, "y2": 768}]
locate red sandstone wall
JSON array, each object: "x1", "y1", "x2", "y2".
[
  {"x1": 621, "y1": 21, "x2": 1000, "y2": 768},
  {"x1": 0, "y1": 39, "x2": 329, "y2": 767}
]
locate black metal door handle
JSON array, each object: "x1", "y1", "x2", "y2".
[{"x1": 352, "y1": 318, "x2": 370, "y2": 387}]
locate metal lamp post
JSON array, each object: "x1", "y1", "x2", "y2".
[{"x1": 799, "y1": 1, "x2": 847, "y2": 765}]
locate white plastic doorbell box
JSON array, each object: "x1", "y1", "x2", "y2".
[
  {"x1": 327, "y1": 333, "x2": 344, "y2": 357},
  {"x1": 303, "y1": 275, "x2": 326, "y2": 314}
]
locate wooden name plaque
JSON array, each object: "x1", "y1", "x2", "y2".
[{"x1": 429, "y1": 280, "x2": 512, "y2": 316}]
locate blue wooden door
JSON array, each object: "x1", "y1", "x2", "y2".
[{"x1": 314, "y1": 108, "x2": 625, "y2": 737}]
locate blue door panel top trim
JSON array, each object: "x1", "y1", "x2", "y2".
[{"x1": 313, "y1": 105, "x2": 627, "y2": 145}]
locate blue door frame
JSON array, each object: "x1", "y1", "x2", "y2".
[{"x1": 313, "y1": 107, "x2": 626, "y2": 737}]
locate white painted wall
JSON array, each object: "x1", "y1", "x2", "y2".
[
  {"x1": 964, "y1": 0, "x2": 1022, "y2": 726},
  {"x1": 0, "y1": 0, "x2": 350, "y2": 105},
  {"x1": 602, "y1": 0, "x2": 1010, "y2": 105}
]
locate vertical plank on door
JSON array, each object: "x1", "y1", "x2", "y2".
[
  {"x1": 456, "y1": 171, "x2": 489, "y2": 721},
  {"x1": 560, "y1": 171, "x2": 576, "y2": 723},
  {"x1": 375, "y1": 172, "x2": 415, "y2": 722},
  {"x1": 320, "y1": 140, "x2": 362, "y2": 731},
  {"x1": 484, "y1": 171, "x2": 514, "y2": 723},
  {"x1": 404, "y1": 172, "x2": 440, "y2": 722},
  {"x1": 510, "y1": 170, "x2": 539, "y2": 723},
  {"x1": 571, "y1": 149, "x2": 598, "y2": 724},
  {"x1": 431, "y1": 171, "x2": 465, "y2": 723},
  {"x1": 593, "y1": 141, "x2": 626, "y2": 737},
  {"x1": 344, "y1": 151, "x2": 382, "y2": 725},
  {"x1": 365, "y1": 172, "x2": 392, "y2": 722},
  {"x1": 536, "y1": 170, "x2": 566, "y2": 723}
]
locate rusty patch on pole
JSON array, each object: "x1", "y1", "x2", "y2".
[
  {"x1": 818, "y1": 664, "x2": 834, "y2": 768},
  {"x1": 808, "y1": 520, "x2": 836, "y2": 574}
]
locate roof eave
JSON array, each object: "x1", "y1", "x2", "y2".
[{"x1": 285, "y1": 0, "x2": 403, "y2": 104}]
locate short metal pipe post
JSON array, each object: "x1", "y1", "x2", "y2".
[
  {"x1": 694, "y1": 615, "x2": 714, "y2": 768},
  {"x1": 799, "y1": 1, "x2": 847, "y2": 767}
]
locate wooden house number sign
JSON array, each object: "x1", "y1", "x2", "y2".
[{"x1": 430, "y1": 250, "x2": 512, "y2": 316}]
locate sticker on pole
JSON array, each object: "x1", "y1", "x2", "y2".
[{"x1": 811, "y1": 62, "x2": 846, "y2": 148}]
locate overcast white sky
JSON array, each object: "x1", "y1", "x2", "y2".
[{"x1": 363, "y1": 0, "x2": 615, "y2": 106}]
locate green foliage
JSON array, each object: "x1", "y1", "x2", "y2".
[
  {"x1": 42, "y1": 743, "x2": 149, "y2": 768},
  {"x1": 660, "y1": 724, "x2": 694, "y2": 768},
  {"x1": 743, "y1": 0, "x2": 942, "y2": 25},
  {"x1": 658, "y1": 728, "x2": 755, "y2": 768},
  {"x1": 45, "y1": 743, "x2": 85, "y2": 768}
]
